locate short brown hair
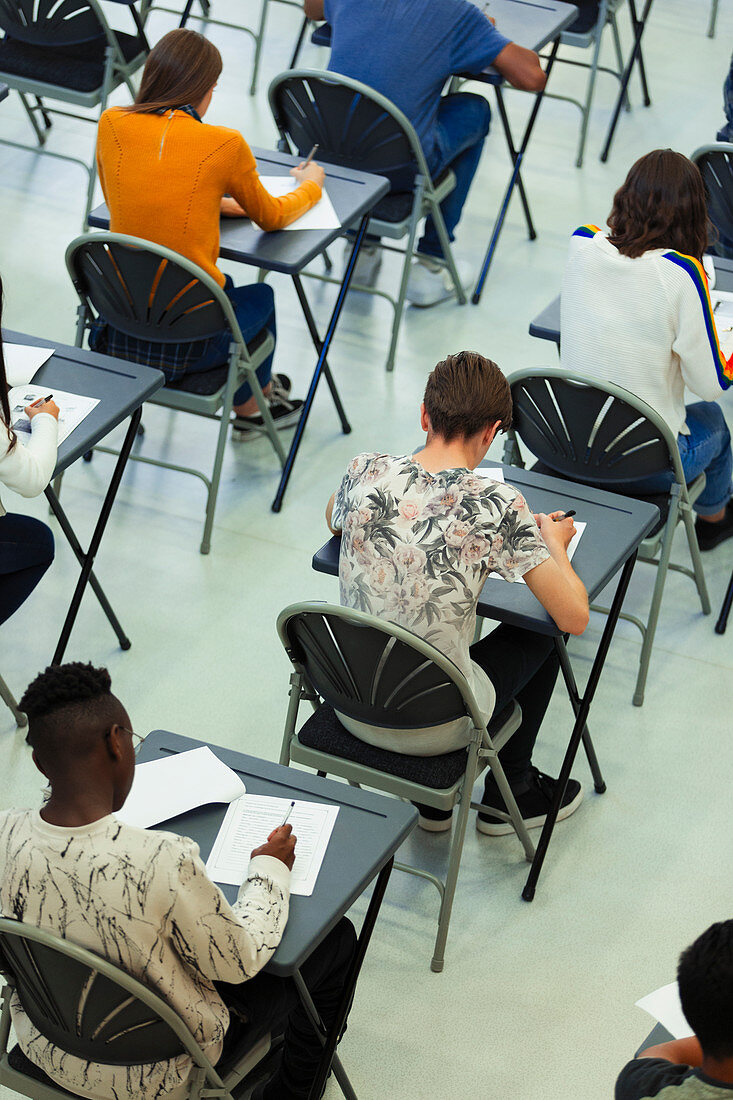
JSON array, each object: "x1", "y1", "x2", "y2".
[
  {"x1": 129, "y1": 30, "x2": 222, "y2": 115},
  {"x1": 608, "y1": 149, "x2": 710, "y2": 261},
  {"x1": 423, "y1": 351, "x2": 512, "y2": 442}
]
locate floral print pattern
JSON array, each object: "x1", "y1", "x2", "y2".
[{"x1": 333, "y1": 454, "x2": 549, "y2": 700}]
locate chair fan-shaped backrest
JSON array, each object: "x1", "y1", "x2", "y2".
[
  {"x1": 0, "y1": 0, "x2": 103, "y2": 46},
  {"x1": 510, "y1": 372, "x2": 675, "y2": 485},
  {"x1": 270, "y1": 71, "x2": 419, "y2": 193},
  {"x1": 0, "y1": 921, "x2": 185, "y2": 1064},
  {"x1": 692, "y1": 145, "x2": 733, "y2": 258},
  {"x1": 68, "y1": 237, "x2": 230, "y2": 344},
  {"x1": 281, "y1": 607, "x2": 467, "y2": 730}
]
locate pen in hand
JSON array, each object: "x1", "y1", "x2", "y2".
[
  {"x1": 302, "y1": 144, "x2": 319, "y2": 168},
  {"x1": 280, "y1": 800, "x2": 295, "y2": 828},
  {"x1": 30, "y1": 394, "x2": 54, "y2": 407},
  {"x1": 553, "y1": 510, "x2": 576, "y2": 522}
]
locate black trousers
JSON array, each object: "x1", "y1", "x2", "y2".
[
  {"x1": 216, "y1": 917, "x2": 356, "y2": 1100},
  {"x1": 0, "y1": 513, "x2": 55, "y2": 627},
  {"x1": 418, "y1": 623, "x2": 559, "y2": 819}
]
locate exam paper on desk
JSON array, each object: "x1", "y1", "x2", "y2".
[
  {"x1": 713, "y1": 296, "x2": 733, "y2": 359},
  {"x1": 206, "y1": 794, "x2": 339, "y2": 897},
  {"x1": 9, "y1": 385, "x2": 99, "y2": 447},
  {"x1": 258, "y1": 176, "x2": 341, "y2": 231},
  {"x1": 115, "y1": 746, "x2": 246, "y2": 829},
  {"x1": 635, "y1": 982, "x2": 694, "y2": 1040},
  {"x1": 3, "y1": 343, "x2": 54, "y2": 387},
  {"x1": 487, "y1": 522, "x2": 587, "y2": 583}
]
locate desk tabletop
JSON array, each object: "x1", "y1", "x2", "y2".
[
  {"x1": 471, "y1": 0, "x2": 578, "y2": 82},
  {"x1": 0, "y1": 83, "x2": 8, "y2": 104},
  {"x1": 88, "y1": 148, "x2": 389, "y2": 275},
  {"x1": 4, "y1": 329, "x2": 164, "y2": 476},
  {"x1": 312, "y1": 461, "x2": 658, "y2": 636},
  {"x1": 138, "y1": 730, "x2": 416, "y2": 975}
]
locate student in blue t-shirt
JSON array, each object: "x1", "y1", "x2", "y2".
[{"x1": 303, "y1": 0, "x2": 545, "y2": 306}]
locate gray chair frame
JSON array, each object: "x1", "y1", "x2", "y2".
[
  {"x1": 65, "y1": 232, "x2": 285, "y2": 555},
  {"x1": 268, "y1": 69, "x2": 466, "y2": 374},
  {"x1": 708, "y1": 0, "x2": 719, "y2": 36},
  {"x1": 542, "y1": 0, "x2": 630, "y2": 168},
  {"x1": 0, "y1": 673, "x2": 26, "y2": 726},
  {"x1": 504, "y1": 367, "x2": 710, "y2": 707},
  {"x1": 139, "y1": 0, "x2": 303, "y2": 96},
  {"x1": 277, "y1": 602, "x2": 535, "y2": 973},
  {"x1": 0, "y1": 0, "x2": 148, "y2": 227},
  {"x1": 0, "y1": 918, "x2": 270, "y2": 1100},
  {"x1": 691, "y1": 142, "x2": 733, "y2": 258}
]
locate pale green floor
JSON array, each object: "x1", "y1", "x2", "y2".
[{"x1": 1, "y1": 2, "x2": 733, "y2": 1097}]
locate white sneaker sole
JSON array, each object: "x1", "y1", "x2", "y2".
[
  {"x1": 475, "y1": 785, "x2": 584, "y2": 836},
  {"x1": 418, "y1": 815, "x2": 453, "y2": 833}
]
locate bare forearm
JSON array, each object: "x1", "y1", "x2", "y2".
[
  {"x1": 547, "y1": 544, "x2": 588, "y2": 613},
  {"x1": 638, "y1": 1038, "x2": 703, "y2": 1066}
]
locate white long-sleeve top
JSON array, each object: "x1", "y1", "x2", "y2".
[
  {"x1": 0, "y1": 412, "x2": 58, "y2": 515},
  {"x1": 0, "y1": 809, "x2": 291, "y2": 1100},
  {"x1": 560, "y1": 226, "x2": 733, "y2": 436}
]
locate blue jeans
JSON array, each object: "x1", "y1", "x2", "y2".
[
  {"x1": 0, "y1": 513, "x2": 54, "y2": 626},
  {"x1": 633, "y1": 401, "x2": 733, "y2": 515},
  {"x1": 419, "y1": 92, "x2": 492, "y2": 260},
  {"x1": 187, "y1": 277, "x2": 276, "y2": 406}
]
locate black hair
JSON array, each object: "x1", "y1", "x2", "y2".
[
  {"x1": 21, "y1": 662, "x2": 123, "y2": 766},
  {"x1": 677, "y1": 920, "x2": 733, "y2": 1060},
  {"x1": 0, "y1": 273, "x2": 18, "y2": 453}
]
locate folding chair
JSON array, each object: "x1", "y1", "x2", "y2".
[
  {"x1": 0, "y1": 672, "x2": 26, "y2": 726},
  {"x1": 691, "y1": 143, "x2": 733, "y2": 260},
  {"x1": 140, "y1": 0, "x2": 303, "y2": 95},
  {"x1": 277, "y1": 602, "x2": 534, "y2": 973},
  {"x1": 268, "y1": 69, "x2": 466, "y2": 374},
  {"x1": 708, "y1": 0, "x2": 719, "y2": 36},
  {"x1": 0, "y1": 917, "x2": 271, "y2": 1100},
  {"x1": 504, "y1": 368, "x2": 710, "y2": 706},
  {"x1": 65, "y1": 232, "x2": 284, "y2": 555},
  {"x1": 0, "y1": 0, "x2": 148, "y2": 227},
  {"x1": 543, "y1": 0, "x2": 641, "y2": 167}
]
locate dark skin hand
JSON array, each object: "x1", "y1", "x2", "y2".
[{"x1": 252, "y1": 824, "x2": 297, "y2": 870}]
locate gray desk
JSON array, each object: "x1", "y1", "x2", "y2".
[
  {"x1": 529, "y1": 256, "x2": 733, "y2": 348},
  {"x1": 0, "y1": 84, "x2": 7, "y2": 105},
  {"x1": 636, "y1": 1024, "x2": 674, "y2": 1057},
  {"x1": 89, "y1": 148, "x2": 389, "y2": 513},
  {"x1": 311, "y1": 461, "x2": 658, "y2": 901},
  {"x1": 137, "y1": 729, "x2": 416, "y2": 1100},
  {"x1": 5, "y1": 329, "x2": 163, "y2": 664},
  {"x1": 467, "y1": 0, "x2": 578, "y2": 302}
]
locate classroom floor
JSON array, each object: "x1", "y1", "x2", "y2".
[{"x1": 1, "y1": 2, "x2": 732, "y2": 1097}]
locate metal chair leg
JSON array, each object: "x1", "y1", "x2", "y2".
[
  {"x1": 680, "y1": 504, "x2": 711, "y2": 615},
  {"x1": 632, "y1": 503, "x2": 679, "y2": 707},
  {"x1": 575, "y1": 22, "x2": 604, "y2": 167},
  {"x1": 430, "y1": 199, "x2": 467, "y2": 306},
  {"x1": 249, "y1": 0, "x2": 270, "y2": 96},
  {"x1": 385, "y1": 182, "x2": 424, "y2": 373},
  {"x1": 430, "y1": 765, "x2": 476, "y2": 973},
  {"x1": 0, "y1": 675, "x2": 27, "y2": 727},
  {"x1": 707, "y1": 0, "x2": 719, "y2": 36}
]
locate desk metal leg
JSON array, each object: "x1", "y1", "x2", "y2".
[
  {"x1": 46, "y1": 409, "x2": 141, "y2": 665},
  {"x1": 291, "y1": 275, "x2": 351, "y2": 434},
  {"x1": 600, "y1": 0, "x2": 654, "y2": 163},
  {"x1": 554, "y1": 637, "x2": 605, "y2": 793},
  {"x1": 522, "y1": 552, "x2": 637, "y2": 901},
  {"x1": 295, "y1": 858, "x2": 394, "y2": 1100},
  {"x1": 715, "y1": 568, "x2": 733, "y2": 634},
  {"x1": 494, "y1": 88, "x2": 536, "y2": 242},
  {"x1": 289, "y1": 14, "x2": 310, "y2": 69},
  {"x1": 271, "y1": 216, "x2": 368, "y2": 513}
]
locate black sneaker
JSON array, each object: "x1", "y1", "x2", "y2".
[
  {"x1": 695, "y1": 501, "x2": 733, "y2": 551},
  {"x1": 476, "y1": 767, "x2": 583, "y2": 836},
  {"x1": 269, "y1": 372, "x2": 292, "y2": 400},
  {"x1": 232, "y1": 394, "x2": 303, "y2": 436}
]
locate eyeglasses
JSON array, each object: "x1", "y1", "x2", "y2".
[{"x1": 120, "y1": 726, "x2": 145, "y2": 750}]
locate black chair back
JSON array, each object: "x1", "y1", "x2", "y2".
[
  {"x1": 0, "y1": 922, "x2": 185, "y2": 1064},
  {"x1": 68, "y1": 237, "x2": 229, "y2": 344},
  {"x1": 282, "y1": 608, "x2": 467, "y2": 729},
  {"x1": 510, "y1": 373, "x2": 674, "y2": 486},
  {"x1": 270, "y1": 71, "x2": 418, "y2": 193},
  {"x1": 694, "y1": 146, "x2": 733, "y2": 258},
  {"x1": 0, "y1": 0, "x2": 104, "y2": 47}
]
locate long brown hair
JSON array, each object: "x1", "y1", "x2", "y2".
[
  {"x1": 607, "y1": 149, "x2": 710, "y2": 262},
  {"x1": 0, "y1": 275, "x2": 17, "y2": 453},
  {"x1": 128, "y1": 29, "x2": 222, "y2": 114}
]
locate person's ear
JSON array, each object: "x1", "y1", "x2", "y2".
[
  {"x1": 105, "y1": 725, "x2": 126, "y2": 761},
  {"x1": 31, "y1": 750, "x2": 48, "y2": 779},
  {"x1": 420, "y1": 403, "x2": 430, "y2": 433},
  {"x1": 482, "y1": 420, "x2": 501, "y2": 448}
]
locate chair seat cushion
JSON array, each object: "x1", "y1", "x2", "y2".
[
  {"x1": 165, "y1": 328, "x2": 270, "y2": 395},
  {"x1": 370, "y1": 190, "x2": 414, "y2": 224},
  {"x1": 8, "y1": 1044, "x2": 78, "y2": 1095},
  {"x1": 296, "y1": 702, "x2": 515, "y2": 790},
  {"x1": 0, "y1": 32, "x2": 145, "y2": 93},
  {"x1": 563, "y1": 0, "x2": 602, "y2": 35},
  {"x1": 530, "y1": 461, "x2": 670, "y2": 538}
]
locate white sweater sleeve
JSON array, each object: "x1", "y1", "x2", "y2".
[
  {"x1": 662, "y1": 251, "x2": 733, "y2": 399},
  {"x1": 164, "y1": 840, "x2": 290, "y2": 984},
  {"x1": 0, "y1": 413, "x2": 58, "y2": 497}
]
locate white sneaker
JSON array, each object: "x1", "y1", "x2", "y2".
[
  {"x1": 405, "y1": 255, "x2": 471, "y2": 308},
  {"x1": 344, "y1": 241, "x2": 382, "y2": 288}
]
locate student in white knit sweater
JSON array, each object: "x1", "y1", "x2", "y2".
[
  {"x1": 0, "y1": 278, "x2": 58, "y2": 625},
  {"x1": 0, "y1": 662, "x2": 356, "y2": 1100},
  {"x1": 561, "y1": 148, "x2": 733, "y2": 550}
]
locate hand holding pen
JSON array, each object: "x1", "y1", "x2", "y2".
[
  {"x1": 25, "y1": 394, "x2": 60, "y2": 421},
  {"x1": 250, "y1": 801, "x2": 297, "y2": 869},
  {"x1": 290, "y1": 143, "x2": 326, "y2": 189}
]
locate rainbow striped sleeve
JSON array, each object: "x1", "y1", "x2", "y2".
[
  {"x1": 571, "y1": 224, "x2": 601, "y2": 240},
  {"x1": 663, "y1": 251, "x2": 733, "y2": 389}
]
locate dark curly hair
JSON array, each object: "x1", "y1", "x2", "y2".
[
  {"x1": 424, "y1": 351, "x2": 512, "y2": 443},
  {"x1": 21, "y1": 662, "x2": 121, "y2": 762},
  {"x1": 607, "y1": 149, "x2": 710, "y2": 262},
  {"x1": 678, "y1": 920, "x2": 733, "y2": 1060}
]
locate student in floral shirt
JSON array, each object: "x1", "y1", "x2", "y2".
[{"x1": 326, "y1": 351, "x2": 589, "y2": 834}]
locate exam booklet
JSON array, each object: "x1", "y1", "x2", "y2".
[{"x1": 9, "y1": 385, "x2": 99, "y2": 447}]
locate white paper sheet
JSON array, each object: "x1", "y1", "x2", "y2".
[
  {"x1": 258, "y1": 176, "x2": 341, "y2": 231},
  {"x1": 116, "y1": 746, "x2": 246, "y2": 829},
  {"x1": 474, "y1": 467, "x2": 505, "y2": 482},
  {"x1": 487, "y1": 521, "x2": 587, "y2": 584},
  {"x1": 3, "y1": 343, "x2": 54, "y2": 387},
  {"x1": 713, "y1": 297, "x2": 733, "y2": 358},
  {"x1": 635, "y1": 982, "x2": 694, "y2": 1040},
  {"x1": 206, "y1": 794, "x2": 339, "y2": 896},
  {"x1": 9, "y1": 385, "x2": 99, "y2": 446}
]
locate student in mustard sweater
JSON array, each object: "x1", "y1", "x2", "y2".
[{"x1": 93, "y1": 29, "x2": 326, "y2": 435}]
